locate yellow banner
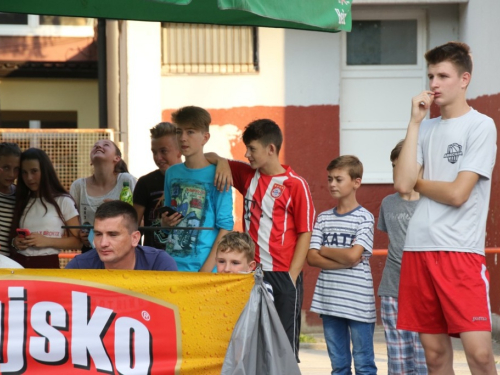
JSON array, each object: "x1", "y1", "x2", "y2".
[{"x1": 0, "y1": 269, "x2": 253, "y2": 375}]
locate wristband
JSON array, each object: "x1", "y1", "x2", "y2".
[{"x1": 11, "y1": 238, "x2": 19, "y2": 251}]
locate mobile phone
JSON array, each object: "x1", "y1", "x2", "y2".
[
  {"x1": 81, "y1": 222, "x2": 92, "y2": 234},
  {"x1": 16, "y1": 228, "x2": 31, "y2": 239},
  {"x1": 157, "y1": 206, "x2": 183, "y2": 218}
]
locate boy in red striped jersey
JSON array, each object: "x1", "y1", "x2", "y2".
[{"x1": 207, "y1": 119, "x2": 315, "y2": 362}]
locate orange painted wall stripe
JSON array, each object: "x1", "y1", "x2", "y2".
[
  {"x1": 60, "y1": 249, "x2": 500, "y2": 259},
  {"x1": 372, "y1": 248, "x2": 500, "y2": 256}
]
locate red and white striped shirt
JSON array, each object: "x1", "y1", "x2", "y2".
[{"x1": 229, "y1": 160, "x2": 315, "y2": 272}]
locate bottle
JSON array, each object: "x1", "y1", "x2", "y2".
[{"x1": 120, "y1": 181, "x2": 133, "y2": 205}]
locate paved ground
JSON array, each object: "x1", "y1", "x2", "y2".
[{"x1": 299, "y1": 326, "x2": 500, "y2": 374}]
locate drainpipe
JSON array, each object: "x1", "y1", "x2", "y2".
[
  {"x1": 97, "y1": 18, "x2": 108, "y2": 129},
  {"x1": 106, "y1": 20, "x2": 120, "y2": 138}
]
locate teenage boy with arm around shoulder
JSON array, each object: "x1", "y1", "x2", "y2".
[
  {"x1": 378, "y1": 141, "x2": 427, "y2": 375},
  {"x1": 161, "y1": 106, "x2": 233, "y2": 272},
  {"x1": 394, "y1": 42, "x2": 497, "y2": 375},
  {"x1": 206, "y1": 119, "x2": 315, "y2": 361},
  {"x1": 307, "y1": 155, "x2": 377, "y2": 375}
]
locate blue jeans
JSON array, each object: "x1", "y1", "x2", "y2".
[{"x1": 322, "y1": 315, "x2": 377, "y2": 375}]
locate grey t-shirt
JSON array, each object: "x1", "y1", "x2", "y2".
[
  {"x1": 377, "y1": 193, "x2": 419, "y2": 298},
  {"x1": 70, "y1": 173, "x2": 137, "y2": 225}
]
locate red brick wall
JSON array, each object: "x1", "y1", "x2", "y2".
[{"x1": 468, "y1": 93, "x2": 500, "y2": 315}]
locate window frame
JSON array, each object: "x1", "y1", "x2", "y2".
[
  {"x1": 0, "y1": 14, "x2": 94, "y2": 37},
  {"x1": 340, "y1": 8, "x2": 427, "y2": 184},
  {"x1": 341, "y1": 9, "x2": 426, "y2": 73}
]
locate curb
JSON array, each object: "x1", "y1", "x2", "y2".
[
  {"x1": 300, "y1": 332, "x2": 327, "y2": 350},
  {"x1": 493, "y1": 313, "x2": 500, "y2": 342},
  {"x1": 300, "y1": 342, "x2": 327, "y2": 350}
]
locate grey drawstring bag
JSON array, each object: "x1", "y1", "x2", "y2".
[{"x1": 221, "y1": 267, "x2": 302, "y2": 375}]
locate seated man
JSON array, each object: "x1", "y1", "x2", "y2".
[{"x1": 66, "y1": 201, "x2": 177, "y2": 271}]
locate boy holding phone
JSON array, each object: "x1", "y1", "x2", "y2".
[
  {"x1": 157, "y1": 206, "x2": 183, "y2": 219},
  {"x1": 161, "y1": 106, "x2": 233, "y2": 272},
  {"x1": 133, "y1": 122, "x2": 182, "y2": 248}
]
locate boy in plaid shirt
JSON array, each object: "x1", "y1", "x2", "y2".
[{"x1": 378, "y1": 141, "x2": 427, "y2": 374}]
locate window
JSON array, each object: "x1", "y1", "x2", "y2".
[
  {"x1": 0, "y1": 13, "x2": 94, "y2": 37},
  {"x1": 0, "y1": 13, "x2": 28, "y2": 25},
  {"x1": 161, "y1": 23, "x2": 258, "y2": 74},
  {"x1": 347, "y1": 20, "x2": 417, "y2": 65},
  {"x1": 340, "y1": 10, "x2": 426, "y2": 183}
]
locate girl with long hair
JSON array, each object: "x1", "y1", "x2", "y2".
[
  {"x1": 10, "y1": 148, "x2": 81, "y2": 268},
  {"x1": 70, "y1": 139, "x2": 136, "y2": 249}
]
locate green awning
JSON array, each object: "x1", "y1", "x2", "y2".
[{"x1": 0, "y1": 0, "x2": 351, "y2": 32}]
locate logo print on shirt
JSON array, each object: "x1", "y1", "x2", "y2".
[
  {"x1": 323, "y1": 232, "x2": 355, "y2": 247},
  {"x1": 443, "y1": 143, "x2": 463, "y2": 164},
  {"x1": 270, "y1": 183, "x2": 285, "y2": 199},
  {"x1": 244, "y1": 198, "x2": 259, "y2": 221}
]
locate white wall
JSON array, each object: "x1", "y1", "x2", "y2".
[
  {"x1": 459, "y1": 0, "x2": 500, "y2": 99},
  {"x1": 120, "y1": 21, "x2": 162, "y2": 179},
  {"x1": 427, "y1": 4, "x2": 459, "y2": 48},
  {"x1": 284, "y1": 29, "x2": 341, "y2": 106},
  {"x1": 161, "y1": 27, "x2": 286, "y2": 109}
]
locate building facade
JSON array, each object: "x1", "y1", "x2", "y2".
[
  {"x1": 1, "y1": 0, "x2": 499, "y2": 330},
  {"x1": 0, "y1": 14, "x2": 98, "y2": 129}
]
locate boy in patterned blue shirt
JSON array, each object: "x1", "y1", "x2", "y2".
[
  {"x1": 161, "y1": 106, "x2": 233, "y2": 272},
  {"x1": 307, "y1": 155, "x2": 376, "y2": 375}
]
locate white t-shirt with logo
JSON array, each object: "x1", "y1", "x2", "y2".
[
  {"x1": 404, "y1": 109, "x2": 497, "y2": 255},
  {"x1": 19, "y1": 195, "x2": 79, "y2": 256}
]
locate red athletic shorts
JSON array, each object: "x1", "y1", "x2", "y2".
[{"x1": 397, "y1": 251, "x2": 491, "y2": 336}]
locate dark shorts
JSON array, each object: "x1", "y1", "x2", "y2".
[{"x1": 263, "y1": 271, "x2": 303, "y2": 362}]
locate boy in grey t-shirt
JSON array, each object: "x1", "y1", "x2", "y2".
[{"x1": 378, "y1": 141, "x2": 427, "y2": 375}]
